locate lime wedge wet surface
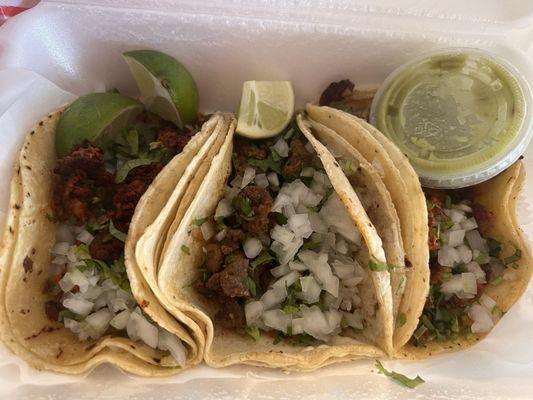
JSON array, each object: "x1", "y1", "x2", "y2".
[
  {"x1": 373, "y1": 51, "x2": 526, "y2": 185},
  {"x1": 123, "y1": 50, "x2": 199, "y2": 128},
  {"x1": 55, "y1": 92, "x2": 142, "y2": 157}
]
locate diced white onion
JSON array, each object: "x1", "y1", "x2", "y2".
[
  {"x1": 260, "y1": 286, "x2": 287, "y2": 309},
  {"x1": 478, "y1": 294, "x2": 496, "y2": 311},
  {"x1": 461, "y1": 217, "x2": 478, "y2": 231},
  {"x1": 245, "y1": 301, "x2": 264, "y2": 325},
  {"x1": 110, "y1": 310, "x2": 131, "y2": 330},
  {"x1": 215, "y1": 199, "x2": 233, "y2": 219},
  {"x1": 76, "y1": 229, "x2": 94, "y2": 245},
  {"x1": 457, "y1": 244, "x2": 473, "y2": 264},
  {"x1": 215, "y1": 230, "x2": 227, "y2": 242},
  {"x1": 468, "y1": 303, "x2": 494, "y2": 333},
  {"x1": 466, "y1": 230, "x2": 489, "y2": 253},
  {"x1": 342, "y1": 310, "x2": 363, "y2": 330},
  {"x1": 297, "y1": 276, "x2": 321, "y2": 304},
  {"x1": 332, "y1": 260, "x2": 354, "y2": 279},
  {"x1": 254, "y1": 173, "x2": 269, "y2": 188},
  {"x1": 262, "y1": 309, "x2": 292, "y2": 333},
  {"x1": 267, "y1": 172, "x2": 279, "y2": 187},
  {"x1": 300, "y1": 167, "x2": 315, "y2": 178},
  {"x1": 273, "y1": 138, "x2": 289, "y2": 157},
  {"x1": 438, "y1": 245, "x2": 461, "y2": 267},
  {"x1": 129, "y1": 311, "x2": 159, "y2": 349},
  {"x1": 319, "y1": 193, "x2": 360, "y2": 244},
  {"x1": 241, "y1": 167, "x2": 256, "y2": 189},
  {"x1": 243, "y1": 237, "x2": 262, "y2": 259},
  {"x1": 288, "y1": 214, "x2": 313, "y2": 239},
  {"x1": 85, "y1": 309, "x2": 113, "y2": 339},
  {"x1": 52, "y1": 242, "x2": 70, "y2": 256},
  {"x1": 201, "y1": 220, "x2": 216, "y2": 241},
  {"x1": 270, "y1": 263, "x2": 290, "y2": 278},
  {"x1": 447, "y1": 229, "x2": 466, "y2": 248},
  {"x1": 465, "y1": 261, "x2": 486, "y2": 283},
  {"x1": 63, "y1": 297, "x2": 93, "y2": 316},
  {"x1": 158, "y1": 329, "x2": 187, "y2": 367},
  {"x1": 288, "y1": 260, "x2": 307, "y2": 271}
]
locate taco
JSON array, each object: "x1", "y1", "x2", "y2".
[
  {"x1": 312, "y1": 84, "x2": 532, "y2": 356},
  {"x1": 397, "y1": 161, "x2": 532, "y2": 358},
  {"x1": 141, "y1": 103, "x2": 418, "y2": 370},
  {"x1": 305, "y1": 104, "x2": 430, "y2": 350},
  {"x1": 0, "y1": 92, "x2": 229, "y2": 376}
]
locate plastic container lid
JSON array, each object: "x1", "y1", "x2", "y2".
[{"x1": 370, "y1": 48, "x2": 533, "y2": 188}]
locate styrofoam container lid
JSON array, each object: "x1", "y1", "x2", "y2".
[{"x1": 370, "y1": 48, "x2": 533, "y2": 188}]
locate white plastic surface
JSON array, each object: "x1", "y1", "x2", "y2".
[{"x1": 1, "y1": 1, "x2": 533, "y2": 399}]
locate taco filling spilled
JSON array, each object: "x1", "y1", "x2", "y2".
[
  {"x1": 193, "y1": 125, "x2": 382, "y2": 345},
  {"x1": 45, "y1": 111, "x2": 199, "y2": 362},
  {"x1": 412, "y1": 191, "x2": 520, "y2": 345}
]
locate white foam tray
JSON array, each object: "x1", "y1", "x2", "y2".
[{"x1": 1, "y1": 1, "x2": 533, "y2": 399}]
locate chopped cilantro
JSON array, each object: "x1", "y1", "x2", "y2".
[
  {"x1": 232, "y1": 194, "x2": 254, "y2": 219},
  {"x1": 109, "y1": 220, "x2": 127, "y2": 242},
  {"x1": 491, "y1": 276, "x2": 503, "y2": 286},
  {"x1": 245, "y1": 325, "x2": 261, "y2": 341},
  {"x1": 369, "y1": 255, "x2": 388, "y2": 272},
  {"x1": 245, "y1": 275, "x2": 257, "y2": 297},
  {"x1": 181, "y1": 245, "x2": 191, "y2": 255},
  {"x1": 271, "y1": 211, "x2": 288, "y2": 225},
  {"x1": 58, "y1": 309, "x2": 82, "y2": 322},
  {"x1": 302, "y1": 241, "x2": 320, "y2": 250},
  {"x1": 397, "y1": 313, "x2": 406, "y2": 327},
  {"x1": 282, "y1": 304, "x2": 300, "y2": 315},
  {"x1": 250, "y1": 253, "x2": 275, "y2": 270},
  {"x1": 115, "y1": 158, "x2": 153, "y2": 183},
  {"x1": 375, "y1": 360, "x2": 425, "y2": 389},
  {"x1": 248, "y1": 157, "x2": 282, "y2": 174},
  {"x1": 46, "y1": 213, "x2": 57, "y2": 222},
  {"x1": 504, "y1": 247, "x2": 522, "y2": 265},
  {"x1": 487, "y1": 238, "x2": 504, "y2": 258},
  {"x1": 192, "y1": 217, "x2": 208, "y2": 226},
  {"x1": 444, "y1": 195, "x2": 452, "y2": 209}
]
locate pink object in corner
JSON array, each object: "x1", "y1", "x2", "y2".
[{"x1": 0, "y1": 0, "x2": 39, "y2": 25}]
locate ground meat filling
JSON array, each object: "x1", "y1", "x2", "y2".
[
  {"x1": 52, "y1": 141, "x2": 114, "y2": 224},
  {"x1": 48, "y1": 119, "x2": 195, "y2": 325},
  {"x1": 241, "y1": 185, "x2": 273, "y2": 237},
  {"x1": 233, "y1": 137, "x2": 269, "y2": 176},
  {"x1": 282, "y1": 136, "x2": 316, "y2": 179}
]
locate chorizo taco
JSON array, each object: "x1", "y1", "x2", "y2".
[
  {"x1": 0, "y1": 91, "x2": 229, "y2": 376},
  {"x1": 143, "y1": 104, "x2": 416, "y2": 370}
]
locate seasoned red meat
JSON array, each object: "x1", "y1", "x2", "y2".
[
  {"x1": 219, "y1": 251, "x2": 250, "y2": 298},
  {"x1": 157, "y1": 129, "x2": 192, "y2": 154},
  {"x1": 319, "y1": 79, "x2": 355, "y2": 106},
  {"x1": 241, "y1": 186, "x2": 273, "y2": 237},
  {"x1": 45, "y1": 300, "x2": 63, "y2": 322},
  {"x1": 205, "y1": 243, "x2": 224, "y2": 274},
  {"x1": 282, "y1": 137, "x2": 315, "y2": 179},
  {"x1": 214, "y1": 298, "x2": 246, "y2": 330},
  {"x1": 52, "y1": 142, "x2": 114, "y2": 225},
  {"x1": 113, "y1": 180, "x2": 147, "y2": 221},
  {"x1": 89, "y1": 232, "x2": 123, "y2": 262},
  {"x1": 220, "y1": 229, "x2": 245, "y2": 255},
  {"x1": 233, "y1": 138, "x2": 269, "y2": 176}
]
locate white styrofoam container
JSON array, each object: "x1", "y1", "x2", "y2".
[{"x1": 1, "y1": 1, "x2": 533, "y2": 399}]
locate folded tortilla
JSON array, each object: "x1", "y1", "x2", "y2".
[
  {"x1": 0, "y1": 108, "x2": 223, "y2": 376},
  {"x1": 143, "y1": 110, "x2": 411, "y2": 370}
]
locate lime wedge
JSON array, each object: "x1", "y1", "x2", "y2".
[
  {"x1": 123, "y1": 50, "x2": 199, "y2": 128},
  {"x1": 236, "y1": 81, "x2": 294, "y2": 139},
  {"x1": 55, "y1": 92, "x2": 142, "y2": 157}
]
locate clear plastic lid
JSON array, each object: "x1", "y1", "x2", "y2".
[{"x1": 370, "y1": 48, "x2": 533, "y2": 188}]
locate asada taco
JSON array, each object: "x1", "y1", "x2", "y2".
[
  {"x1": 145, "y1": 103, "x2": 417, "y2": 370},
  {"x1": 0, "y1": 84, "x2": 229, "y2": 375},
  {"x1": 305, "y1": 104, "x2": 430, "y2": 350}
]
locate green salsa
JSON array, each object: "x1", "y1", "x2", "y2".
[{"x1": 373, "y1": 50, "x2": 527, "y2": 187}]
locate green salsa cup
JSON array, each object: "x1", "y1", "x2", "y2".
[{"x1": 370, "y1": 48, "x2": 533, "y2": 188}]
